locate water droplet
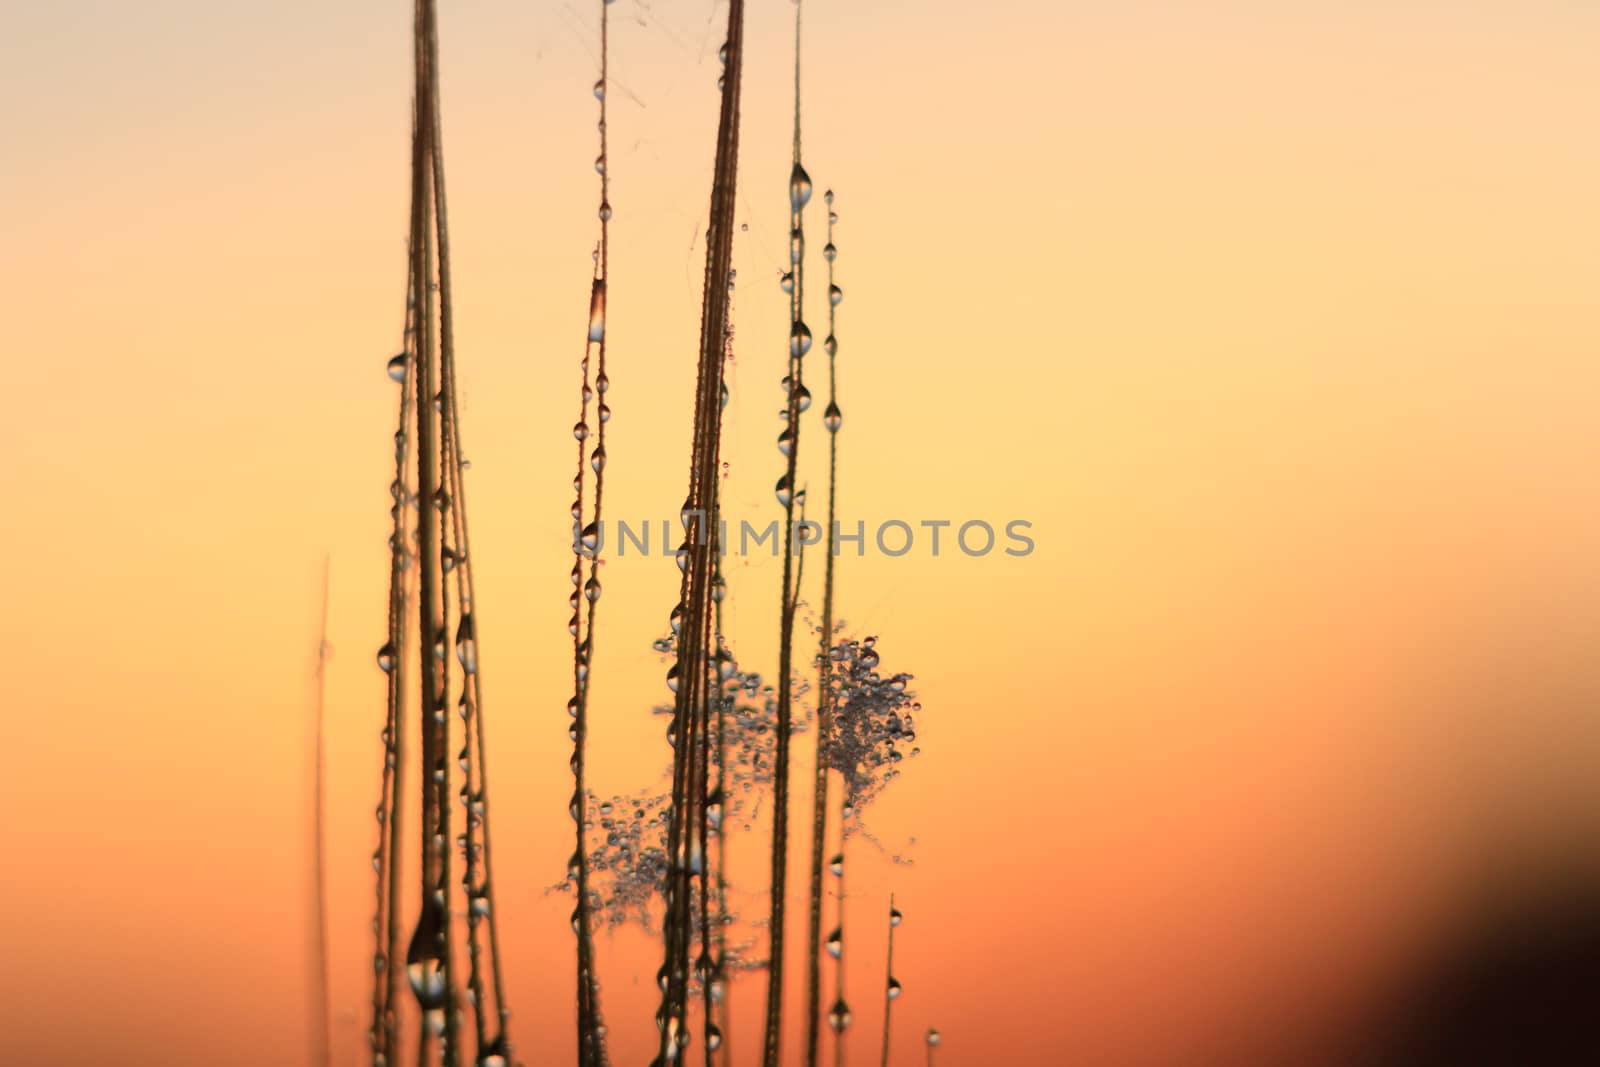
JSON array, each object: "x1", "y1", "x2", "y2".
[
  {"x1": 377, "y1": 641, "x2": 397, "y2": 674},
  {"x1": 588, "y1": 279, "x2": 606, "y2": 343},
  {"x1": 455, "y1": 614, "x2": 477, "y2": 674},
  {"x1": 387, "y1": 353, "x2": 408, "y2": 382},
  {"x1": 888, "y1": 976, "x2": 902, "y2": 999},
  {"x1": 405, "y1": 901, "x2": 447, "y2": 1007},
  {"x1": 826, "y1": 927, "x2": 842, "y2": 958},
  {"x1": 794, "y1": 383, "x2": 812, "y2": 412},
  {"x1": 790, "y1": 321, "x2": 813, "y2": 358},
  {"x1": 775, "y1": 474, "x2": 793, "y2": 508},
  {"x1": 829, "y1": 283, "x2": 843, "y2": 306},
  {"x1": 574, "y1": 420, "x2": 590, "y2": 441},
  {"x1": 593, "y1": 79, "x2": 606, "y2": 100},
  {"x1": 790, "y1": 228, "x2": 804, "y2": 265},
  {"x1": 579, "y1": 521, "x2": 601, "y2": 556},
  {"x1": 790, "y1": 162, "x2": 813, "y2": 212},
  {"x1": 777, "y1": 427, "x2": 793, "y2": 456},
  {"x1": 927, "y1": 1028, "x2": 942, "y2": 1047},
  {"x1": 824, "y1": 401, "x2": 842, "y2": 433},
  {"x1": 598, "y1": 200, "x2": 612, "y2": 223},
  {"x1": 823, "y1": 242, "x2": 837, "y2": 262},
  {"x1": 829, "y1": 853, "x2": 843, "y2": 876},
  {"x1": 779, "y1": 271, "x2": 794, "y2": 294},
  {"x1": 827, "y1": 997, "x2": 852, "y2": 1033},
  {"x1": 706, "y1": 1025, "x2": 722, "y2": 1051}
]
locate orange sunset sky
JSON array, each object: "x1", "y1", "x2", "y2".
[{"x1": 2, "y1": 1, "x2": 1599, "y2": 1064}]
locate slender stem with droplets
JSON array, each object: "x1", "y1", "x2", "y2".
[
  {"x1": 804, "y1": 187, "x2": 843, "y2": 1067},
  {"x1": 764, "y1": 4, "x2": 812, "y2": 1063},
  {"x1": 369, "y1": 4, "x2": 514, "y2": 1064},
  {"x1": 653, "y1": 3, "x2": 746, "y2": 1062},
  {"x1": 880, "y1": 895, "x2": 897, "y2": 1067},
  {"x1": 567, "y1": 3, "x2": 614, "y2": 1063}
]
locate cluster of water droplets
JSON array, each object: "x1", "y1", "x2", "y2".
[
  {"x1": 823, "y1": 636, "x2": 919, "y2": 813},
  {"x1": 650, "y1": 631, "x2": 813, "y2": 810}
]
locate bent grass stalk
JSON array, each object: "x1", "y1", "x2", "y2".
[
  {"x1": 765, "y1": 2, "x2": 814, "y2": 1061},
  {"x1": 653, "y1": 3, "x2": 746, "y2": 1062}
]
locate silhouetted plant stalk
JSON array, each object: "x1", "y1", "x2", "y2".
[
  {"x1": 373, "y1": 4, "x2": 514, "y2": 1065},
  {"x1": 764, "y1": 2, "x2": 814, "y2": 1061},
  {"x1": 879, "y1": 896, "x2": 902, "y2": 1067},
  {"x1": 313, "y1": 555, "x2": 334, "y2": 1067},
  {"x1": 653, "y1": 2, "x2": 746, "y2": 1063},
  {"x1": 804, "y1": 187, "x2": 843, "y2": 1067},
  {"x1": 566, "y1": 2, "x2": 614, "y2": 1063}
]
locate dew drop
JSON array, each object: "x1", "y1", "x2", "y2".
[
  {"x1": 824, "y1": 401, "x2": 842, "y2": 433},
  {"x1": 387, "y1": 353, "x2": 408, "y2": 382},
  {"x1": 455, "y1": 614, "x2": 477, "y2": 674},
  {"x1": 376, "y1": 641, "x2": 398, "y2": 674},
  {"x1": 588, "y1": 279, "x2": 606, "y2": 343},
  {"x1": 789, "y1": 162, "x2": 813, "y2": 212},
  {"x1": 790, "y1": 321, "x2": 813, "y2": 358},
  {"x1": 579, "y1": 521, "x2": 601, "y2": 556},
  {"x1": 405, "y1": 901, "x2": 447, "y2": 1008}
]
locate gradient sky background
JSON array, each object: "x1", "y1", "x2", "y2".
[{"x1": 3, "y1": 1, "x2": 1599, "y2": 1064}]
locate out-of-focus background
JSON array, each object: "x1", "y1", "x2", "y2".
[{"x1": 2, "y1": 1, "x2": 1598, "y2": 1063}]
